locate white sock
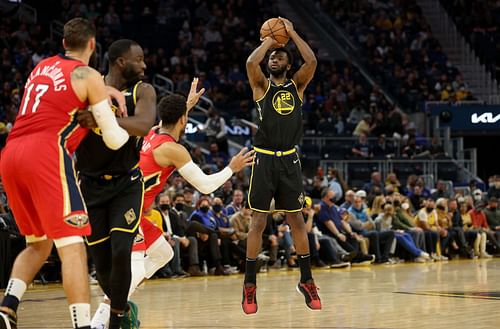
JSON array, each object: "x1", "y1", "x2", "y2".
[
  {"x1": 5, "y1": 278, "x2": 27, "y2": 300},
  {"x1": 69, "y1": 303, "x2": 90, "y2": 329},
  {"x1": 91, "y1": 302, "x2": 110, "y2": 329}
]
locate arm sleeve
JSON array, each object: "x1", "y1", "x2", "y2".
[
  {"x1": 90, "y1": 99, "x2": 129, "y2": 150},
  {"x1": 177, "y1": 160, "x2": 233, "y2": 194}
]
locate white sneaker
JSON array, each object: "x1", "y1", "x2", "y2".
[
  {"x1": 439, "y1": 255, "x2": 449, "y2": 261},
  {"x1": 414, "y1": 257, "x2": 426, "y2": 263},
  {"x1": 91, "y1": 302, "x2": 110, "y2": 329},
  {"x1": 480, "y1": 253, "x2": 493, "y2": 258},
  {"x1": 419, "y1": 252, "x2": 430, "y2": 259}
]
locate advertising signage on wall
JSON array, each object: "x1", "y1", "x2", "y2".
[{"x1": 429, "y1": 104, "x2": 500, "y2": 134}]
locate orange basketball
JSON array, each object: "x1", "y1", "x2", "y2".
[{"x1": 260, "y1": 18, "x2": 289, "y2": 46}]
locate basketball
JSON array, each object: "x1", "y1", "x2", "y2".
[{"x1": 260, "y1": 18, "x2": 289, "y2": 46}]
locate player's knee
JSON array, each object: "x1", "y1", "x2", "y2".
[{"x1": 149, "y1": 238, "x2": 174, "y2": 265}]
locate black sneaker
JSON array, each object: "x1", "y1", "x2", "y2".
[{"x1": 0, "y1": 306, "x2": 17, "y2": 329}]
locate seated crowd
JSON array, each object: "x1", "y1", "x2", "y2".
[{"x1": 320, "y1": 0, "x2": 474, "y2": 111}]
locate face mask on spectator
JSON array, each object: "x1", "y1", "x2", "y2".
[
  {"x1": 490, "y1": 206, "x2": 497, "y2": 211},
  {"x1": 175, "y1": 203, "x2": 184, "y2": 212},
  {"x1": 159, "y1": 204, "x2": 170, "y2": 211},
  {"x1": 329, "y1": 197, "x2": 336, "y2": 203},
  {"x1": 426, "y1": 206, "x2": 434, "y2": 212},
  {"x1": 489, "y1": 182, "x2": 495, "y2": 188},
  {"x1": 200, "y1": 205, "x2": 210, "y2": 213},
  {"x1": 474, "y1": 195, "x2": 482, "y2": 201},
  {"x1": 212, "y1": 204, "x2": 223, "y2": 213},
  {"x1": 402, "y1": 202, "x2": 410, "y2": 210}
]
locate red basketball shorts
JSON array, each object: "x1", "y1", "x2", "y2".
[{"x1": 0, "y1": 138, "x2": 90, "y2": 240}]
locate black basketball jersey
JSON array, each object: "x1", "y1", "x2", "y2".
[
  {"x1": 76, "y1": 81, "x2": 143, "y2": 177},
  {"x1": 253, "y1": 79, "x2": 303, "y2": 150}
]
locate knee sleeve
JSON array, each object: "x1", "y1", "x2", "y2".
[
  {"x1": 54, "y1": 236, "x2": 84, "y2": 248},
  {"x1": 144, "y1": 238, "x2": 174, "y2": 279}
]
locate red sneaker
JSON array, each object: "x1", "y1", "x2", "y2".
[
  {"x1": 241, "y1": 284, "x2": 258, "y2": 315},
  {"x1": 297, "y1": 281, "x2": 322, "y2": 310}
]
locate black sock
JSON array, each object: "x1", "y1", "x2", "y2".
[
  {"x1": 76, "y1": 326, "x2": 91, "y2": 329},
  {"x1": 244, "y1": 258, "x2": 257, "y2": 285},
  {"x1": 297, "y1": 254, "x2": 313, "y2": 283},
  {"x1": 2, "y1": 295, "x2": 20, "y2": 313},
  {"x1": 109, "y1": 311, "x2": 123, "y2": 329}
]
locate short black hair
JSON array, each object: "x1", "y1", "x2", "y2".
[
  {"x1": 108, "y1": 39, "x2": 139, "y2": 64},
  {"x1": 270, "y1": 47, "x2": 293, "y2": 65},
  {"x1": 63, "y1": 18, "x2": 96, "y2": 50},
  {"x1": 158, "y1": 94, "x2": 187, "y2": 126}
]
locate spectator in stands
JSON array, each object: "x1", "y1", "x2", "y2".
[
  {"x1": 372, "y1": 134, "x2": 395, "y2": 158},
  {"x1": 215, "y1": 180, "x2": 233, "y2": 205},
  {"x1": 385, "y1": 173, "x2": 401, "y2": 193},
  {"x1": 226, "y1": 189, "x2": 244, "y2": 217},
  {"x1": 461, "y1": 201, "x2": 491, "y2": 258},
  {"x1": 431, "y1": 180, "x2": 452, "y2": 200},
  {"x1": 409, "y1": 185, "x2": 425, "y2": 211},
  {"x1": 392, "y1": 199, "x2": 426, "y2": 251},
  {"x1": 415, "y1": 198, "x2": 446, "y2": 260},
  {"x1": 352, "y1": 114, "x2": 374, "y2": 136},
  {"x1": 191, "y1": 146, "x2": 207, "y2": 167},
  {"x1": 341, "y1": 190, "x2": 355, "y2": 209},
  {"x1": 470, "y1": 202, "x2": 500, "y2": 255},
  {"x1": 349, "y1": 196, "x2": 394, "y2": 263},
  {"x1": 206, "y1": 143, "x2": 228, "y2": 170},
  {"x1": 363, "y1": 171, "x2": 384, "y2": 197},
  {"x1": 316, "y1": 189, "x2": 374, "y2": 264},
  {"x1": 483, "y1": 197, "x2": 500, "y2": 246},
  {"x1": 375, "y1": 204, "x2": 430, "y2": 262},
  {"x1": 327, "y1": 168, "x2": 346, "y2": 203},
  {"x1": 183, "y1": 188, "x2": 196, "y2": 217},
  {"x1": 203, "y1": 107, "x2": 228, "y2": 154},
  {"x1": 448, "y1": 199, "x2": 476, "y2": 258},
  {"x1": 161, "y1": 193, "x2": 204, "y2": 277},
  {"x1": 487, "y1": 175, "x2": 500, "y2": 199},
  {"x1": 229, "y1": 202, "x2": 253, "y2": 271},
  {"x1": 189, "y1": 197, "x2": 229, "y2": 276},
  {"x1": 351, "y1": 132, "x2": 372, "y2": 158}
]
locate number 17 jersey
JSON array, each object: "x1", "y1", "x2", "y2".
[{"x1": 6, "y1": 54, "x2": 89, "y2": 153}]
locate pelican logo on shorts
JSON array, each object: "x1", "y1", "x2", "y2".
[
  {"x1": 272, "y1": 90, "x2": 295, "y2": 115},
  {"x1": 124, "y1": 208, "x2": 137, "y2": 225},
  {"x1": 298, "y1": 193, "x2": 305, "y2": 207},
  {"x1": 134, "y1": 232, "x2": 144, "y2": 244},
  {"x1": 91, "y1": 104, "x2": 119, "y2": 135},
  {"x1": 64, "y1": 214, "x2": 89, "y2": 228}
]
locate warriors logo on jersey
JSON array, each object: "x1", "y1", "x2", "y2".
[{"x1": 272, "y1": 90, "x2": 295, "y2": 115}]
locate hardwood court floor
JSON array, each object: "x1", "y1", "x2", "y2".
[{"x1": 9, "y1": 259, "x2": 500, "y2": 328}]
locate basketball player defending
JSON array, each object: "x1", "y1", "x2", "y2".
[
  {"x1": 242, "y1": 17, "x2": 320, "y2": 314},
  {"x1": 75, "y1": 39, "x2": 156, "y2": 329},
  {"x1": 0, "y1": 18, "x2": 129, "y2": 329}
]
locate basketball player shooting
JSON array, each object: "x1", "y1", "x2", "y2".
[{"x1": 241, "y1": 17, "x2": 320, "y2": 314}]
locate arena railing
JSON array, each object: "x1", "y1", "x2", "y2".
[{"x1": 319, "y1": 158, "x2": 475, "y2": 188}]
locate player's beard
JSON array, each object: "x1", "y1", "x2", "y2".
[
  {"x1": 267, "y1": 64, "x2": 287, "y2": 78},
  {"x1": 122, "y1": 63, "x2": 141, "y2": 84},
  {"x1": 88, "y1": 50, "x2": 98, "y2": 69}
]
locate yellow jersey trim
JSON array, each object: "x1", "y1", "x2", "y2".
[{"x1": 255, "y1": 79, "x2": 271, "y2": 103}]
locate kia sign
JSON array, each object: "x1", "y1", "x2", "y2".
[
  {"x1": 429, "y1": 104, "x2": 500, "y2": 134},
  {"x1": 471, "y1": 112, "x2": 500, "y2": 124}
]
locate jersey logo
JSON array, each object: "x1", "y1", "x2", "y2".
[
  {"x1": 298, "y1": 193, "x2": 305, "y2": 207},
  {"x1": 272, "y1": 90, "x2": 295, "y2": 115},
  {"x1": 124, "y1": 208, "x2": 137, "y2": 225},
  {"x1": 64, "y1": 214, "x2": 89, "y2": 228}
]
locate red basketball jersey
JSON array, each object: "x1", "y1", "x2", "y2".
[
  {"x1": 141, "y1": 128, "x2": 176, "y2": 210},
  {"x1": 7, "y1": 54, "x2": 89, "y2": 153}
]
